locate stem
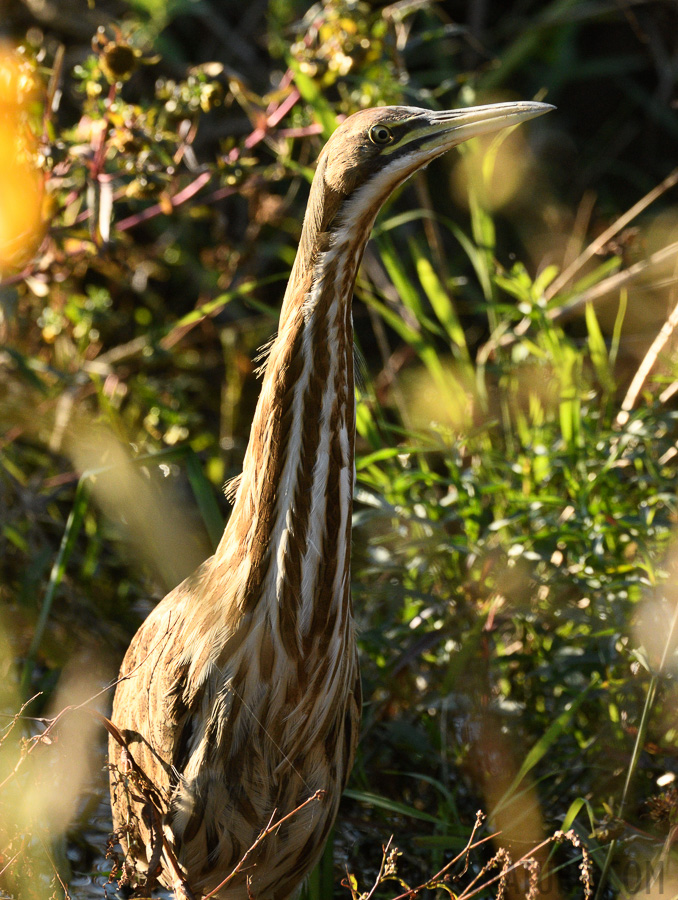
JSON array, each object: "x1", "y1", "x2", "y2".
[
  {"x1": 20, "y1": 478, "x2": 89, "y2": 696},
  {"x1": 593, "y1": 599, "x2": 678, "y2": 899}
]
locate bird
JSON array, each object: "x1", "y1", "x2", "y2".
[{"x1": 108, "y1": 99, "x2": 554, "y2": 900}]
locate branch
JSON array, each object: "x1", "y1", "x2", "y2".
[
  {"x1": 202, "y1": 790, "x2": 326, "y2": 899},
  {"x1": 115, "y1": 170, "x2": 212, "y2": 231}
]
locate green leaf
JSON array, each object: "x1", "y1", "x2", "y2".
[
  {"x1": 568, "y1": 256, "x2": 622, "y2": 297},
  {"x1": 415, "y1": 250, "x2": 470, "y2": 361},
  {"x1": 533, "y1": 264, "x2": 560, "y2": 297},
  {"x1": 562, "y1": 796, "x2": 596, "y2": 833},
  {"x1": 493, "y1": 673, "x2": 600, "y2": 815},
  {"x1": 377, "y1": 234, "x2": 427, "y2": 321},
  {"x1": 609, "y1": 288, "x2": 628, "y2": 370},
  {"x1": 21, "y1": 478, "x2": 89, "y2": 694},
  {"x1": 344, "y1": 788, "x2": 443, "y2": 824},
  {"x1": 287, "y1": 57, "x2": 338, "y2": 138},
  {"x1": 585, "y1": 302, "x2": 615, "y2": 393},
  {"x1": 440, "y1": 213, "x2": 493, "y2": 305},
  {"x1": 184, "y1": 450, "x2": 224, "y2": 551},
  {"x1": 170, "y1": 273, "x2": 284, "y2": 332}
]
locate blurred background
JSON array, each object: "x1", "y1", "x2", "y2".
[{"x1": 1, "y1": 0, "x2": 678, "y2": 897}]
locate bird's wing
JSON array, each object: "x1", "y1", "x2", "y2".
[{"x1": 110, "y1": 560, "x2": 215, "y2": 807}]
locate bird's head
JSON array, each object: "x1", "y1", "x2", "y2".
[
  {"x1": 282, "y1": 100, "x2": 554, "y2": 324},
  {"x1": 308, "y1": 101, "x2": 554, "y2": 236}
]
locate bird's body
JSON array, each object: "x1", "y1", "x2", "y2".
[{"x1": 109, "y1": 100, "x2": 552, "y2": 899}]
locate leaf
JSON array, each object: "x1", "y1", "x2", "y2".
[
  {"x1": 492, "y1": 673, "x2": 600, "y2": 815},
  {"x1": 344, "y1": 788, "x2": 443, "y2": 824},
  {"x1": 286, "y1": 57, "x2": 338, "y2": 138},
  {"x1": 169, "y1": 273, "x2": 284, "y2": 333},
  {"x1": 532, "y1": 263, "x2": 560, "y2": 297},
  {"x1": 585, "y1": 302, "x2": 615, "y2": 393},
  {"x1": 562, "y1": 796, "x2": 596, "y2": 833},
  {"x1": 609, "y1": 288, "x2": 628, "y2": 370},
  {"x1": 377, "y1": 234, "x2": 427, "y2": 322},
  {"x1": 568, "y1": 256, "x2": 622, "y2": 297},
  {"x1": 415, "y1": 250, "x2": 470, "y2": 362},
  {"x1": 21, "y1": 477, "x2": 89, "y2": 693},
  {"x1": 439, "y1": 213, "x2": 493, "y2": 303},
  {"x1": 184, "y1": 450, "x2": 224, "y2": 551}
]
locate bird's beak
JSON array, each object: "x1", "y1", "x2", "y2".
[{"x1": 417, "y1": 101, "x2": 554, "y2": 152}]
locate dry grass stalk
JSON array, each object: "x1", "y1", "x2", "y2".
[{"x1": 342, "y1": 817, "x2": 594, "y2": 900}]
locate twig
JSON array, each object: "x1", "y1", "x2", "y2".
[
  {"x1": 0, "y1": 694, "x2": 44, "y2": 792},
  {"x1": 1, "y1": 619, "x2": 174, "y2": 794},
  {"x1": 202, "y1": 789, "x2": 326, "y2": 899},
  {"x1": 114, "y1": 80, "x2": 301, "y2": 234},
  {"x1": 593, "y1": 599, "x2": 678, "y2": 900},
  {"x1": 458, "y1": 830, "x2": 592, "y2": 900},
  {"x1": 103, "y1": 711, "x2": 195, "y2": 897},
  {"x1": 0, "y1": 849, "x2": 23, "y2": 879},
  {"x1": 456, "y1": 835, "x2": 553, "y2": 900},
  {"x1": 38, "y1": 833, "x2": 73, "y2": 900},
  {"x1": 115, "y1": 170, "x2": 212, "y2": 231},
  {"x1": 545, "y1": 166, "x2": 678, "y2": 300},
  {"x1": 0, "y1": 693, "x2": 42, "y2": 739},
  {"x1": 364, "y1": 835, "x2": 395, "y2": 900},
  {"x1": 244, "y1": 87, "x2": 301, "y2": 149},
  {"x1": 453, "y1": 810, "x2": 486, "y2": 881},
  {"x1": 543, "y1": 240, "x2": 678, "y2": 321},
  {"x1": 388, "y1": 830, "x2": 501, "y2": 900},
  {"x1": 481, "y1": 239, "x2": 678, "y2": 359},
  {"x1": 615, "y1": 283, "x2": 678, "y2": 427}
]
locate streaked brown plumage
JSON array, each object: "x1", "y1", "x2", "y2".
[{"x1": 109, "y1": 100, "x2": 553, "y2": 899}]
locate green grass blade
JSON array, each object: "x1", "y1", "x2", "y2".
[
  {"x1": 170, "y1": 273, "x2": 284, "y2": 331},
  {"x1": 585, "y1": 302, "x2": 615, "y2": 393},
  {"x1": 567, "y1": 256, "x2": 622, "y2": 298},
  {"x1": 20, "y1": 477, "x2": 89, "y2": 695},
  {"x1": 438, "y1": 213, "x2": 493, "y2": 300},
  {"x1": 562, "y1": 796, "x2": 596, "y2": 833},
  {"x1": 355, "y1": 400, "x2": 383, "y2": 451},
  {"x1": 287, "y1": 57, "x2": 338, "y2": 138},
  {"x1": 609, "y1": 288, "x2": 628, "y2": 371},
  {"x1": 344, "y1": 788, "x2": 442, "y2": 825},
  {"x1": 492, "y1": 673, "x2": 599, "y2": 816},
  {"x1": 374, "y1": 208, "x2": 436, "y2": 236},
  {"x1": 184, "y1": 450, "x2": 224, "y2": 551},
  {"x1": 300, "y1": 831, "x2": 334, "y2": 900},
  {"x1": 533, "y1": 264, "x2": 559, "y2": 298},
  {"x1": 360, "y1": 292, "x2": 459, "y2": 410},
  {"x1": 377, "y1": 234, "x2": 428, "y2": 321},
  {"x1": 415, "y1": 250, "x2": 470, "y2": 362}
]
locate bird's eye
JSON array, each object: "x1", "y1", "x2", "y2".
[{"x1": 369, "y1": 124, "x2": 393, "y2": 146}]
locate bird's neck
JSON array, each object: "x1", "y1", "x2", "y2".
[{"x1": 213, "y1": 177, "x2": 373, "y2": 642}]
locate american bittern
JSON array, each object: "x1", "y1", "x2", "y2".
[{"x1": 109, "y1": 100, "x2": 553, "y2": 899}]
